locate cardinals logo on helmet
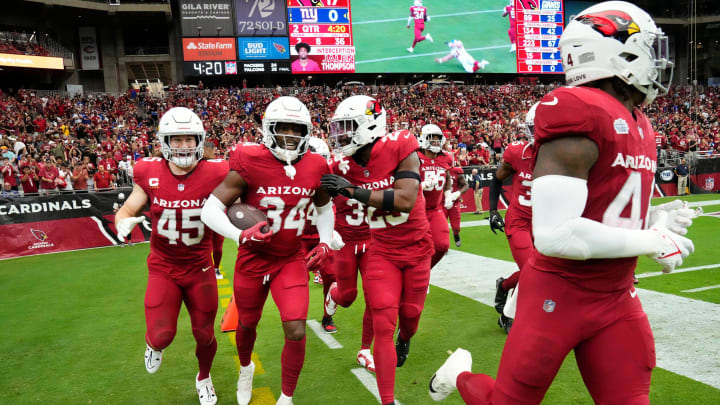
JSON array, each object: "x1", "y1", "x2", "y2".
[
  {"x1": 577, "y1": 10, "x2": 640, "y2": 42},
  {"x1": 365, "y1": 100, "x2": 382, "y2": 118}
]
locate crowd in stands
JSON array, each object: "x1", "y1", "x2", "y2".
[
  {"x1": 0, "y1": 30, "x2": 49, "y2": 57},
  {"x1": 1, "y1": 83, "x2": 719, "y2": 196}
]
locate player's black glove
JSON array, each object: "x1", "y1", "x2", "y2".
[
  {"x1": 321, "y1": 174, "x2": 357, "y2": 199},
  {"x1": 489, "y1": 209, "x2": 505, "y2": 234}
]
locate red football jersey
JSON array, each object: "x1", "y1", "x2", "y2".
[
  {"x1": 229, "y1": 144, "x2": 329, "y2": 260},
  {"x1": 134, "y1": 157, "x2": 229, "y2": 274},
  {"x1": 531, "y1": 86, "x2": 658, "y2": 292},
  {"x1": 419, "y1": 150, "x2": 454, "y2": 210},
  {"x1": 330, "y1": 156, "x2": 371, "y2": 243},
  {"x1": 502, "y1": 140, "x2": 534, "y2": 221},
  {"x1": 409, "y1": 5, "x2": 427, "y2": 28},
  {"x1": 333, "y1": 131, "x2": 429, "y2": 257},
  {"x1": 302, "y1": 154, "x2": 332, "y2": 240}
]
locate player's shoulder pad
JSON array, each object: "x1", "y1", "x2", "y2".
[{"x1": 534, "y1": 86, "x2": 599, "y2": 144}]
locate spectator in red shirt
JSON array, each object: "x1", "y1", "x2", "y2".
[
  {"x1": 33, "y1": 114, "x2": 47, "y2": 135},
  {"x1": 2, "y1": 157, "x2": 18, "y2": 193},
  {"x1": 39, "y1": 158, "x2": 59, "y2": 195},
  {"x1": 99, "y1": 152, "x2": 118, "y2": 174},
  {"x1": 93, "y1": 164, "x2": 115, "y2": 191},
  {"x1": 72, "y1": 161, "x2": 90, "y2": 192},
  {"x1": 20, "y1": 166, "x2": 39, "y2": 195}
]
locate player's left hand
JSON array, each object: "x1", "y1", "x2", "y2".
[
  {"x1": 489, "y1": 210, "x2": 505, "y2": 234},
  {"x1": 648, "y1": 211, "x2": 695, "y2": 273},
  {"x1": 330, "y1": 231, "x2": 345, "y2": 251},
  {"x1": 306, "y1": 243, "x2": 330, "y2": 271},
  {"x1": 648, "y1": 199, "x2": 701, "y2": 236},
  {"x1": 321, "y1": 174, "x2": 356, "y2": 198}
]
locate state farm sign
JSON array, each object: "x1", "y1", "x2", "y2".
[{"x1": 182, "y1": 38, "x2": 236, "y2": 61}]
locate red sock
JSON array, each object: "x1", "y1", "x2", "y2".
[
  {"x1": 236, "y1": 326, "x2": 256, "y2": 366},
  {"x1": 196, "y1": 337, "x2": 217, "y2": 380},
  {"x1": 281, "y1": 336, "x2": 306, "y2": 397},
  {"x1": 457, "y1": 371, "x2": 495, "y2": 405},
  {"x1": 502, "y1": 271, "x2": 520, "y2": 291},
  {"x1": 373, "y1": 307, "x2": 399, "y2": 404}
]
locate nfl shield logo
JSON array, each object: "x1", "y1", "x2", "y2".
[
  {"x1": 178, "y1": 184, "x2": 185, "y2": 191},
  {"x1": 705, "y1": 177, "x2": 714, "y2": 191},
  {"x1": 364, "y1": 169, "x2": 370, "y2": 178},
  {"x1": 225, "y1": 61, "x2": 237, "y2": 75},
  {"x1": 542, "y1": 299, "x2": 556, "y2": 313}
]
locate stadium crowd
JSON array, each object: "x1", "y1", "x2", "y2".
[{"x1": 1, "y1": 83, "x2": 719, "y2": 195}]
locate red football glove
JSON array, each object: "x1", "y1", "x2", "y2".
[
  {"x1": 239, "y1": 221, "x2": 273, "y2": 247},
  {"x1": 305, "y1": 242, "x2": 330, "y2": 272}
]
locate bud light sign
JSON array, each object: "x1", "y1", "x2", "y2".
[{"x1": 238, "y1": 37, "x2": 290, "y2": 60}]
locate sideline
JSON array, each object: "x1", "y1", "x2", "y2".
[{"x1": 430, "y1": 250, "x2": 720, "y2": 390}]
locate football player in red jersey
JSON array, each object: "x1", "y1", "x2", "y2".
[
  {"x1": 418, "y1": 124, "x2": 456, "y2": 267},
  {"x1": 200, "y1": 97, "x2": 334, "y2": 405},
  {"x1": 428, "y1": 2, "x2": 695, "y2": 404},
  {"x1": 324, "y1": 153, "x2": 377, "y2": 373},
  {"x1": 502, "y1": 1, "x2": 517, "y2": 52},
  {"x1": 115, "y1": 107, "x2": 229, "y2": 405},
  {"x1": 444, "y1": 162, "x2": 468, "y2": 247},
  {"x1": 487, "y1": 102, "x2": 538, "y2": 334},
  {"x1": 406, "y1": 0, "x2": 433, "y2": 53},
  {"x1": 322, "y1": 95, "x2": 432, "y2": 405}
]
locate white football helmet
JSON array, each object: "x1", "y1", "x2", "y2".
[
  {"x1": 329, "y1": 95, "x2": 387, "y2": 157},
  {"x1": 559, "y1": 1, "x2": 673, "y2": 105},
  {"x1": 307, "y1": 136, "x2": 330, "y2": 159},
  {"x1": 414, "y1": 0, "x2": 422, "y2": 7},
  {"x1": 157, "y1": 107, "x2": 205, "y2": 168},
  {"x1": 420, "y1": 124, "x2": 445, "y2": 154},
  {"x1": 524, "y1": 101, "x2": 539, "y2": 141},
  {"x1": 262, "y1": 96, "x2": 313, "y2": 163}
]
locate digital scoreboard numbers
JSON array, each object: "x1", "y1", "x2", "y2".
[
  {"x1": 515, "y1": 0, "x2": 564, "y2": 74},
  {"x1": 287, "y1": 0, "x2": 355, "y2": 73}
]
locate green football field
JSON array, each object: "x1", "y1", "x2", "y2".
[
  {"x1": 352, "y1": 0, "x2": 518, "y2": 74},
  {"x1": 1, "y1": 194, "x2": 719, "y2": 404}
]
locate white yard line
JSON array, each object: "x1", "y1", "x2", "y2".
[
  {"x1": 430, "y1": 250, "x2": 720, "y2": 390},
  {"x1": 681, "y1": 285, "x2": 720, "y2": 293},
  {"x1": 351, "y1": 368, "x2": 403, "y2": 405},
  {"x1": 307, "y1": 319, "x2": 343, "y2": 349},
  {"x1": 687, "y1": 199, "x2": 720, "y2": 207},
  {"x1": 636, "y1": 264, "x2": 720, "y2": 279}
]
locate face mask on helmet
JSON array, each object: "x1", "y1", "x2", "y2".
[
  {"x1": 420, "y1": 124, "x2": 445, "y2": 154},
  {"x1": 262, "y1": 97, "x2": 313, "y2": 164},
  {"x1": 524, "y1": 102, "x2": 540, "y2": 141},
  {"x1": 329, "y1": 96, "x2": 386, "y2": 157},
  {"x1": 559, "y1": 0, "x2": 673, "y2": 105},
  {"x1": 157, "y1": 107, "x2": 206, "y2": 168}
]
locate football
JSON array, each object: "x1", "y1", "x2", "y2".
[{"x1": 226, "y1": 203, "x2": 269, "y2": 232}]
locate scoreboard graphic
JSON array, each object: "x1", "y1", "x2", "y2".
[
  {"x1": 515, "y1": 0, "x2": 564, "y2": 74},
  {"x1": 287, "y1": 0, "x2": 354, "y2": 73}
]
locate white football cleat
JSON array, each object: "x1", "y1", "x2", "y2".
[
  {"x1": 196, "y1": 374, "x2": 218, "y2": 405},
  {"x1": 325, "y1": 282, "x2": 338, "y2": 316},
  {"x1": 426, "y1": 33, "x2": 433, "y2": 43},
  {"x1": 276, "y1": 393, "x2": 294, "y2": 405},
  {"x1": 215, "y1": 268, "x2": 223, "y2": 279},
  {"x1": 237, "y1": 361, "x2": 255, "y2": 405},
  {"x1": 478, "y1": 60, "x2": 489, "y2": 70},
  {"x1": 407, "y1": 47, "x2": 414, "y2": 53},
  {"x1": 357, "y1": 349, "x2": 376, "y2": 372},
  {"x1": 429, "y1": 348, "x2": 472, "y2": 401},
  {"x1": 144, "y1": 344, "x2": 163, "y2": 374},
  {"x1": 509, "y1": 43, "x2": 516, "y2": 52}
]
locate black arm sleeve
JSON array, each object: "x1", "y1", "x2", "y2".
[{"x1": 489, "y1": 175, "x2": 502, "y2": 211}]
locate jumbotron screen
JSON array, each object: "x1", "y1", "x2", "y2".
[{"x1": 181, "y1": 0, "x2": 564, "y2": 76}]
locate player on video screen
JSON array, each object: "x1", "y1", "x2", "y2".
[
  {"x1": 435, "y1": 40, "x2": 489, "y2": 73},
  {"x1": 503, "y1": 1, "x2": 517, "y2": 52},
  {"x1": 292, "y1": 42, "x2": 321, "y2": 72},
  {"x1": 406, "y1": 0, "x2": 433, "y2": 53}
]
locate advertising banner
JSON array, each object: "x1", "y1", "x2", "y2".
[
  {"x1": 78, "y1": 26, "x2": 100, "y2": 70},
  {"x1": 0, "y1": 53, "x2": 64, "y2": 70},
  {"x1": 0, "y1": 191, "x2": 150, "y2": 260},
  {"x1": 182, "y1": 38, "x2": 237, "y2": 61},
  {"x1": 238, "y1": 37, "x2": 289, "y2": 60},
  {"x1": 179, "y1": 0, "x2": 234, "y2": 37},
  {"x1": 235, "y1": 0, "x2": 288, "y2": 36}
]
